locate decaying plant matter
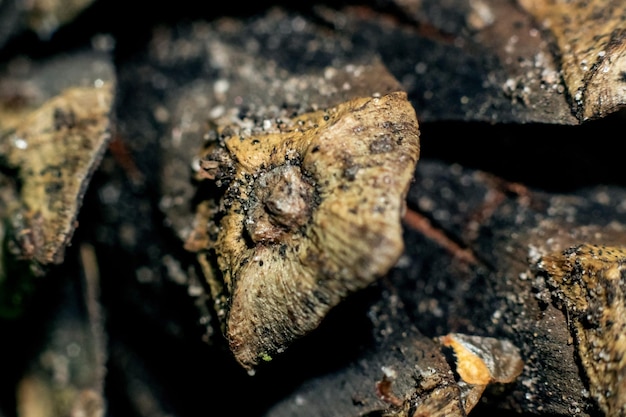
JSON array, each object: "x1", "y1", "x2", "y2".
[{"x1": 186, "y1": 91, "x2": 420, "y2": 370}]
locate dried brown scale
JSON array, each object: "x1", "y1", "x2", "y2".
[
  {"x1": 0, "y1": 84, "x2": 113, "y2": 265},
  {"x1": 518, "y1": 0, "x2": 626, "y2": 120},
  {"x1": 7, "y1": 3, "x2": 626, "y2": 416},
  {"x1": 540, "y1": 244, "x2": 626, "y2": 416},
  {"x1": 187, "y1": 91, "x2": 420, "y2": 370}
]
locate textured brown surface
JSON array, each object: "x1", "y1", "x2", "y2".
[
  {"x1": 2, "y1": 2, "x2": 626, "y2": 417},
  {"x1": 0, "y1": 85, "x2": 113, "y2": 265},
  {"x1": 541, "y1": 245, "x2": 626, "y2": 417},
  {"x1": 519, "y1": 0, "x2": 626, "y2": 121},
  {"x1": 188, "y1": 92, "x2": 420, "y2": 370}
]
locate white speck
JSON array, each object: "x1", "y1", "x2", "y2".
[
  {"x1": 295, "y1": 395, "x2": 306, "y2": 406},
  {"x1": 580, "y1": 59, "x2": 588, "y2": 71},
  {"x1": 468, "y1": 0, "x2": 495, "y2": 29},
  {"x1": 345, "y1": 64, "x2": 364, "y2": 77},
  {"x1": 527, "y1": 244, "x2": 542, "y2": 263},
  {"x1": 188, "y1": 283, "x2": 204, "y2": 297},
  {"x1": 191, "y1": 156, "x2": 201, "y2": 172},
  {"x1": 381, "y1": 366, "x2": 397, "y2": 379},
  {"x1": 593, "y1": 190, "x2": 610, "y2": 205},
  {"x1": 209, "y1": 105, "x2": 225, "y2": 119},
  {"x1": 324, "y1": 67, "x2": 337, "y2": 79},
  {"x1": 504, "y1": 78, "x2": 516, "y2": 90},
  {"x1": 213, "y1": 79, "x2": 230, "y2": 95},
  {"x1": 574, "y1": 91, "x2": 583, "y2": 102},
  {"x1": 94, "y1": 78, "x2": 104, "y2": 88},
  {"x1": 598, "y1": 349, "x2": 611, "y2": 362},
  {"x1": 493, "y1": 309, "x2": 503, "y2": 320},
  {"x1": 460, "y1": 96, "x2": 469, "y2": 104},
  {"x1": 12, "y1": 136, "x2": 28, "y2": 150},
  {"x1": 263, "y1": 119, "x2": 272, "y2": 130}
]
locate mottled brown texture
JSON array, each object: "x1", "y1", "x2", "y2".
[
  {"x1": 0, "y1": 84, "x2": 113, "y2": 265},
  {"x1": 188, "y1": 91, "x2": 420, "y2": 370},
  {"x1": 5, "y1": 3, "x2": 626, "y2": 416},
  {"x1": 540, "y1": 244, "x2": 626, "y2": 417},
  {"x1": 518, "y1": 0, "x2": 626, "y2": 121}
]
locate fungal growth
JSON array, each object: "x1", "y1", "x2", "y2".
[{"x1": 186, "y1": 91, "x2": 420, "y2": 370}]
